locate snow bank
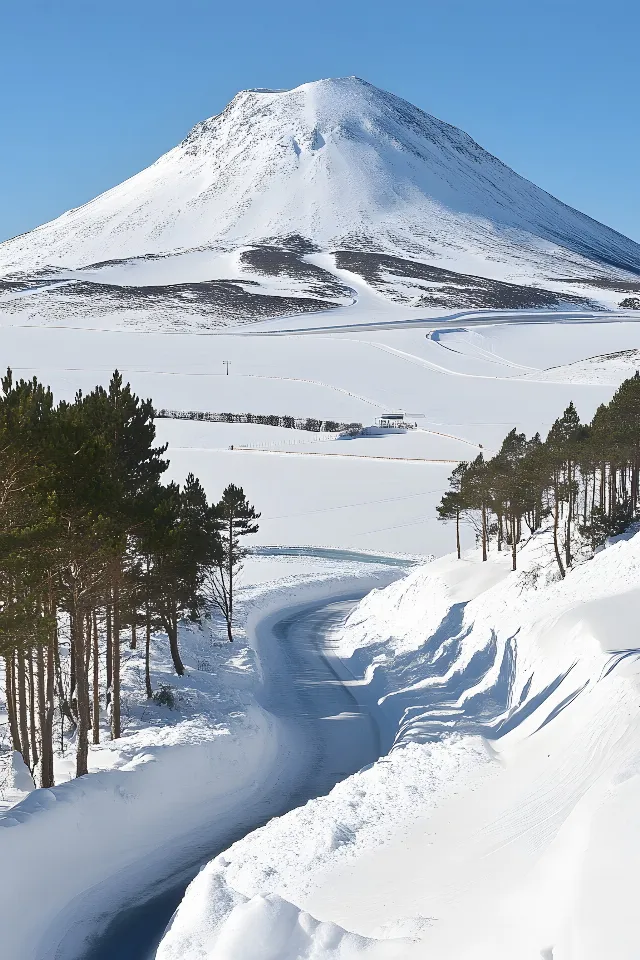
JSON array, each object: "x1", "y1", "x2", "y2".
[
  {"x1": 159, "y1": 532, "x2": 640, "y2": 960},
  {"x1": 159, "y1": 883, "x2": 412, "y2": 960},
  {"x1": 0, "y1": 561, "x2": 401, "y2": 960},
  {"x1": 157, "y1": 736, "x2": 491, "y2": 960},
  {"x1": 0, "y1": 751, "x2": 36, "y2": 811}
]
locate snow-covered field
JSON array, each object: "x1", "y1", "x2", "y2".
[{"x1": 0, "y1": 314, "x2": 638, "y2": 557}]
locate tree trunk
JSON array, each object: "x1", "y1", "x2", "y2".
[
  {"x1": 130, "y1": 591, "x2": 137, "y2": 650},
  {"x1": 16, "y1": 648, "x2": 31, "y2": 769},
  {"x1": 481, "y1": 505, "x2": 487, "y2": 562},
  {"x1": 43, "y1": 629, "x2": 56, "y2": 788},
  {"x1": 511, "y1": 515, "x2": 517, "y2": 571},
  {"x1": 455, "y1": 508, "x2": 461, "y2": 560},
  {"x1": 5, "y1": 653, "x2": 22, "y2": 753},
  {"x1": 36, "y1": 641, "x2": 53, "y2": 789},
  {"x1": 552, "y1": 488, "x2": 566, "y2": 579},
  {"x1": 84, "y1": 613, "x2": 92, "y2": 676},
  {"x1": 28, "y1": 649, "x2": 39, "y2": 769},
  {"x1": 610, "y1": 466, "x2": 616, "y2": 517},
  {"x1": 69, "y1": 611, "x2": 77, "y2": 717},
  {"x1": 53, "y1": 620, "x2": 75, "y2": 729},
  {"x1": 228, "y1": 516, "x2": 234, "y2": 623},
  {"x1": 112, "y1": 575, "x2": 121, "y2": 740},
  {"x1": 92, "y1": 610, "x2": 100, "y2": 744},
  {"x1": 167, "y1": 604, "x2": 185, "y2": 676},
  {"x1": 73, "y1": 609, "x2": 90, "y2": 778},
  {"x1": 36, "y1": 645, "x2": 45, "y2": 766},
  {"x1": 145, "y1": 597, "x2": 153, "y2": 699},
  {"x1": 583, "y1": 472, "x2": 589, "y2": 526},
  {"x1": 565, "y1": 460, "x2": 573, "y2": 570},
  {"x1": 105, "y1": 599, "x2": 112, "y2": 707}
]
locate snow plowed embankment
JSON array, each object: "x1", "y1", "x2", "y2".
[
  {"x1": 158, "y1": 533, "x2": 640, "y2": 960},
  {"x1": 0, "y1": 565, "x2": 400, "y2": 960}
]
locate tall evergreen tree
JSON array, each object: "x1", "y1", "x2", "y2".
[
  {"x1": 146, "y1": 475, "x2": 218, "y2": 674},
  {"x1": 437, "y1": 462, "x2": 469, "y2": 559},
  {"x1": 204, "y1": 485, "x2": 260, "y2": 641}
]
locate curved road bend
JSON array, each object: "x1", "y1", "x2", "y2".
[{"x1": 80, "y1": 592, "x2": 388, "y2": 960}]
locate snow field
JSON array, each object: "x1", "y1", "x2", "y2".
[
  {"x1": 158, "y1": 530, "x2": 640, "y2": 960},
  {"x1": 1, "y1": 317, "x2": 639, "y2": 560}
]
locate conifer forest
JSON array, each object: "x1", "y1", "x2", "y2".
[
  {"x1": 0, "y1": 369, "x2": 259, "y2": 788},
  {"x1": 438, "y1": 372, "x2": 640, "y2": 574}
]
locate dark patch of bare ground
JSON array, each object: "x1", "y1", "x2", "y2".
[
  {"x1": 333, "y1": 251, "x2": 598, "y2": 309},
  {"x1": 240, "y1": 243, "x2": 353, "y2": 301},
  {"x1": 257, "y1": 234, "x2": 321, "y2": 256},
  {"x1": 0, "y1": 279, "x2": 42, "y2": 292},
  {"x1": 44, "y1": 278, "x2": 337, "y2": 321},
  {"x1": 9, "y1": 238, "x2": 616, "y2": 324}
]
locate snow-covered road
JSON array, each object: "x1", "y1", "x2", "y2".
[
  {"x1": 249, "y1": 307, "x2": 636, "y2": 335},
  {"x1": 81, "y1": 592, "x2": 386, "y2": 960}
]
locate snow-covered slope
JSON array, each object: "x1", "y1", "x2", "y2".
[
  {"x1": 158, "y1": 531, "x2": 640, "y2": 960},
  {"x1": 2, "y1": 78, "x2": 640, "y2": 327}
]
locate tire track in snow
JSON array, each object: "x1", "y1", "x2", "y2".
[
  {"x1": 10, "y1": 364, "x2": 386, "y2": 410},
  {"x1": 169, "y1": 446, "x2": 459, "y2": 464}
]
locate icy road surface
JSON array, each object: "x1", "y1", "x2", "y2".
[{"x1": 81, "y1": 594, "x2": 382, "y2": 960}]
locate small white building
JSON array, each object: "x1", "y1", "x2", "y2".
[
  {"x1": 376, "y1": 413, "x2": 406, "y2": 429},
  {"x1": 358, "y1": 413, "x2": 417, "y2": 436}
]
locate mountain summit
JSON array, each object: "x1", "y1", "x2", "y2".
[{"x1": 2, "y1": 78, "x2": 639, "y2": 326}]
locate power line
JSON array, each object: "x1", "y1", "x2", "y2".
[
  {"x1": 352, "y1": 514, "x2": 440, "y2": 538},
  {"x1": 261, "y1": 489, "x2": 444, "y2": 522}
]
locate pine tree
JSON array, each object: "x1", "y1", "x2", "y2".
[
  {"x1": 145, "y1": 475, "x2": 218, "y2": 674},
  {"x1": 204, "y1": 485, "x2": 260, "y2": 641},
  {"x1": 437, "y1": 462, "x2": 469, "y2": 559},
  {"x1": 463, "y1": 454, "x2": 492, "y2": 561},
  {"x1": 545, "y1": 402, "x2": 585, "y2": 576}
]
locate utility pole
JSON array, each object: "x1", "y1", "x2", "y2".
[{"x1": 222, "y1": 361, "x2": 231, "y2": 376}]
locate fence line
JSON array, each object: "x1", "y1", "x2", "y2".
[{"x1": 155, "y1": 409, "x2": 362, "y2": 434}]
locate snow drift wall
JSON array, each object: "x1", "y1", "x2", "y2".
[{"x1": 157, "y1": 533, "x2": 640, "y2": 960}]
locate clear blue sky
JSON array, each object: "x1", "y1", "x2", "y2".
[{"x1": 2, "y1": 0, "x2": 639, "y2": 243}]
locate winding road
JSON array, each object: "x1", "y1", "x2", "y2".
[{"x1": 80, "y1": 590, "x2": 390, "y2": 960}]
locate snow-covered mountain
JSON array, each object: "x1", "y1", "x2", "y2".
[{"x1": 2, "y1": 77, "x2": 640, "y2": 326}]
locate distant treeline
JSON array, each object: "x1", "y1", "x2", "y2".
[
  {"x1": 156, "y1": 409, "x2": 363, "y2": 434},
  {"x1": 438, "y1": 372, "x2": 640, "y2": 576}
]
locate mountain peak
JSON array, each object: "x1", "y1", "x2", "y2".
[{"x1": 1, "y1": 78, "x2": 639, "y2": 287}]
